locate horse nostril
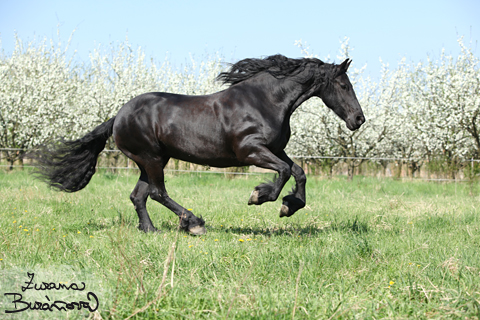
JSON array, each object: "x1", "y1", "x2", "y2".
[{"x1": 356, "y1": 115, "x2": 365, "y2": 126}]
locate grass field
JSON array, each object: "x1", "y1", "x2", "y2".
[{"x1": 1, "y1": 169, "x2": 479, "y2": 319}]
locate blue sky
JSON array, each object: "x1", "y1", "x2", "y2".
[{"x1": 1, "y1": 0, "x2": 479, "y2": 80}]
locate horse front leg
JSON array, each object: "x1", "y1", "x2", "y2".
[
  {"x1": 278, "y1": 152, "x2": 306, "y2": 217},
  {"x1": 237, "y1": 146, "x2": 291, "y2": 206}
]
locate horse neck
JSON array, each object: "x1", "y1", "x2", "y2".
[
  {"x1": 277, "y1": 77, "x2": 320, "y2": 116},
  {"x1": 236, "y1": 68, "x2": 322, "y2": 117},
  {"x1": 253, "y1": 72, "x2": 316, "y2": 108}
]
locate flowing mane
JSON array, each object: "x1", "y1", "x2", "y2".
[{"x1": 216, "y1": 54, "x2": 325, "y2": 86}]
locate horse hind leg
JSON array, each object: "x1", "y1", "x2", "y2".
[
  {"x1": 145, "y1": 162, "x2": 206, "y2": 235},
  {"x1": 130, "y1": 168, "x2": 158, "y2": 232}
]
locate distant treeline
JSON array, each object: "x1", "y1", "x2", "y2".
[{"x1": 1, "y1": 35, "x2": 479, "y2": 179}]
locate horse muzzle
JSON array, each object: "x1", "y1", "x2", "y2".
[{"x1": 346, "y1": 113, "x2": 365, "y2": 131}]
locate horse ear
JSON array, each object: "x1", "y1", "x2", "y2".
[
  {"x1": 345, "y1": 59, "x2": 352, "y2": 71},
  {"x1": 335, "y1": 59, "x2": 351, "y2": 77}
]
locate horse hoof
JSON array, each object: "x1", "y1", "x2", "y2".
[
  {"x1": 280, "y1": 203, "x2": 290, "y2": 218},
  {"x1": 248, "y1": 190, "x2": 259, "y2": 205},
  {"x1": 189, "y1": 225, "x2": 206, "y2": 236}
]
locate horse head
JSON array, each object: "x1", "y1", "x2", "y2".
[{"x1": 318, "y1": 59, "x2": 365, "y2": 131}]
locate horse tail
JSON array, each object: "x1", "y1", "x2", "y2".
[{"x1": 32, "y1": 117, "x2": 116, "y2": 192}]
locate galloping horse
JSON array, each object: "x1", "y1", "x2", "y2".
[{"x1": 34, "y1": 55, "x2": 365, "y2": 235}]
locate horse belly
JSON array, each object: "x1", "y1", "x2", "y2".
[{"x1": 165, "y1": 140, "x2": 244, "y2": 167}]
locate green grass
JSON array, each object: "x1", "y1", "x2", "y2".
[{"x1": 1, "y1": 169, "x2": 480, "y2": 319}]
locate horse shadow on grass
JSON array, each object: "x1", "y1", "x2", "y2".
[
  {"x1": 77, "y1": 211, "x2": 140, "y2": 233},
  {"x1": 80, "y1": 210, "x2": 370, "y2": 238},
  {"x1": 215, "y1": 217, "x2": 370, "y2": 237}
]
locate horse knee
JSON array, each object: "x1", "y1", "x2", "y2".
[{"x1": 292, "y1": 164, "x2": 306, "y2": 183}]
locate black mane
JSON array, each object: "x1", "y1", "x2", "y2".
[{"x1": 216, "y1": 54, "x2": 325, "y2": 86}]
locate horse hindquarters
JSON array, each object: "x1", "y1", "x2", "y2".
[{"x1": 114, "y1": 104, "x2": 206, "y2": 235}]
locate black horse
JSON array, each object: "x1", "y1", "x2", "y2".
[{"x1": 34, "y1": 55, "x2": 365, "y2": 235}]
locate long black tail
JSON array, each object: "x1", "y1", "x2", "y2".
[{"x1": 32, "y1": 117, "x2": 116, "y2": 192}]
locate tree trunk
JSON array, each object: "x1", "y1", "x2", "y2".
[
  {"x1": 394, "y1": 161, "x2": 402, "y2": 179},
  {"x1": 347, "y1": 160, "x2": 354, "y2": 181}
]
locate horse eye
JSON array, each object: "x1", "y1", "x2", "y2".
[{"x1": 340, "y1": 84, "x2": 347, "y2": 90}]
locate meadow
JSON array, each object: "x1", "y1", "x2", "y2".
[{"x1": 0, "y1": 169, "x2": 479, "y2": 319}]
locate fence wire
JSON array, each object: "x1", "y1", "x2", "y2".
[
  {"x1": 2, "y1": 148, "x2": 480, "y2": 162},
  {"x1": 1, "y1": 148, "x2": 479, "y2": 182}
]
